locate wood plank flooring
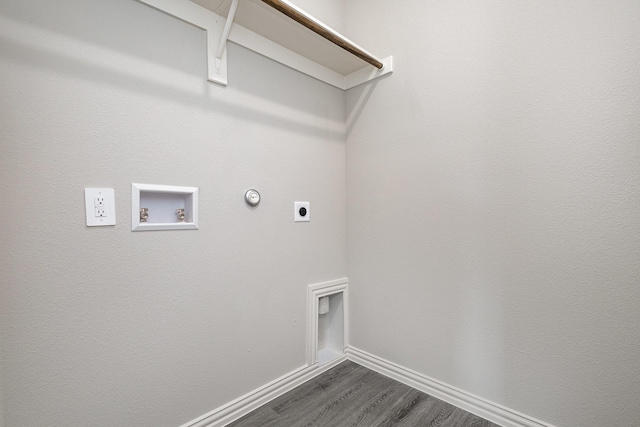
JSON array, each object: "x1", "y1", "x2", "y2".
[{"x1": 227, "y1": 360, "x2": 500, "y2": 427}]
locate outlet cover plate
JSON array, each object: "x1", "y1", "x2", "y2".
[
  {"x1": 295, "y1": 201, "x2": 310, "y2": 222},
  {"x1": 85, "y1": 188, "x2": 116, "y2": 226}
]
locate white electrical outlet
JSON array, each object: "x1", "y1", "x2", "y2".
[
  {"x1": 295, "y1": 201, "x2": 310, "y2": 222},
  {"x1": 85, "y1": 188, "x2": 116, "y2": 226}
]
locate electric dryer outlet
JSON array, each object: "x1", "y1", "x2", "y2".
[{"x1": 295, "y1": 201, "x2": 310, "y2": 222}]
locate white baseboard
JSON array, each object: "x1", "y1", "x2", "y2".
[
  {"x1": 345, "y1": 346, "x2": 555, "y2": 427},
  {"x1": 179, "y1": 355, "x2": 347, "y2": 427},
  {"x1": 178, "y1": 346, "x2": 554, "y2": 427}
]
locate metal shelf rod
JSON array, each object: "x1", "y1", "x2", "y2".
[{"x1": 260, "y1": 0, "x2": 384, "y2": 70}]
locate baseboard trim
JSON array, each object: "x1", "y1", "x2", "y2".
[
  {"x1": 345, "y1": 346, "x2": 554, "y2": 427},
  {"x1": 180, "y1": 354, "x2": 347, "y2": 427},
  {"x1": 179, "y1": 346, "x2": 554, "y2": 427}
]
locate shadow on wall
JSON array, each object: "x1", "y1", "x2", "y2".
[
  {"x1": 0, "y1": 8, "x2": 345, "y2": 142},
  {"x1": 346, "y1": 80, "x2": 378, "y2": 139}
]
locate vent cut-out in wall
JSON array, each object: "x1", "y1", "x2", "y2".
[
  {"x1": 131, "y1": 183, "x2": 199, "y2": 231},
  {"x1": 307, "y1": 278, "x2": 349, "y2": 366}
]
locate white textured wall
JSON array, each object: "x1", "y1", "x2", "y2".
[
  {"x1": 345, "y1": 1, "x2": 640, "y2": 426},
  {"x1": 291, "y1": 0, "x2": 344, "y2": 32},
  {"x1": 0, "y1": 346, "x2": 3, "y2": 427},
  {"x1": 0, "y1": 0, "x2": 346, "y2": 425}
]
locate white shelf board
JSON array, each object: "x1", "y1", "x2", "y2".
[
  {"x1": 139, "y1": 0, "x2": 392, "y2": 89},
  {"x1": 211, "y1": 0, "x2": 366, "y2": 75}
]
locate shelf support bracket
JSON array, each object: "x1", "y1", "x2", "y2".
[
  {"x1": 215, "y1": 0, "x2": 239, "y2": 72},
  {"x1": 137, "y1": 0, "x2": 230, "y2": 85}
]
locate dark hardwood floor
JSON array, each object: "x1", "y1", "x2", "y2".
[{"x1": 227, "y1": 360, "x2": 500, "y2": 427}]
